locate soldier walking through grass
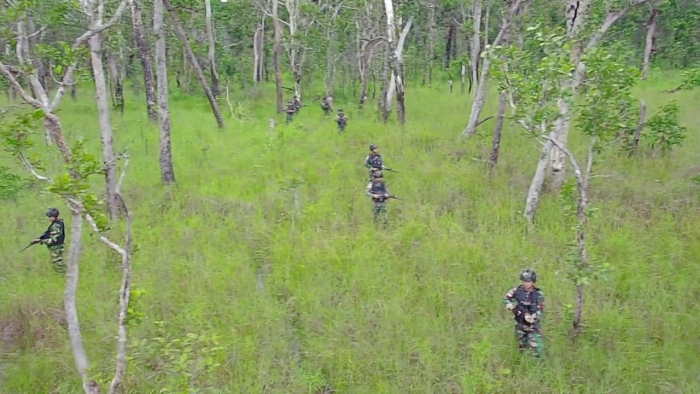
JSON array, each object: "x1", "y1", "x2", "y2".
[
  {"x1": 285, "y1": 100, "x2": 296, "y2": 124},
  {"x1": 364, "y1": 143, "x2": 389, "y2": 181},
  {"x1": 335, "y1": 108, "x2": 347, "y2": 132},
  {"x1": 321, "y1": 96, "x2": 332, "y2": 116},
  {"x1": 33, "y1": 208, "x2": 66, "y2": 274},
  {"x1": 503, "y1": 269, "x2": 545, "y2": 357},
  {"x1": 366, "y1": 171, "x2": 390, "y2": 226}
]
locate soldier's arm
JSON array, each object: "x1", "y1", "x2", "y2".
[
  {"x1": 502, "y1": 287, "x2": 518, "y2": 308},
  {"x1": 535, "y1": 290, "x2": 545, "y2": 319},
  {"x1": 46, "y1": 222, "x2": 63, "y2": 245},
  {"x1": 366, "y1": 182, "x2": 374, "y2": 197},
  {"x1": 364, "y1": 155, "x2": 372, "y2": 168}
]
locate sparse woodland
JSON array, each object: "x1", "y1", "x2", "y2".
[{"x1": 0, "y1": 0, "x2": 699, "y2": 392}]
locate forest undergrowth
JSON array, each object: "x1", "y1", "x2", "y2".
[{"x1": 1, "y1": 72, "x2": 699, "y2": 393}]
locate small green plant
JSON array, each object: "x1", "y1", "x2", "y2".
[
  {"x1": 129, "y1": 321, "x2": 228, "y2": 393},
  {"x1": 644, "y1": 101, "x2": 687, "y2": 154},
  {"x1": 0, "y1": 165, "x2": 21, "y2": 200}
]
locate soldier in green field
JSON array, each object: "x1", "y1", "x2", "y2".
[
  {"x1": 335, "y1": 108, "x2": 347, "y2": 132},
  {"x1": 366, "y1": 171, "x2": 390, "y2": 226},
  {"x1": 285, "y1": 100, "x2": 296, "y2": 124},
  {"x1": 321, "y1": 96, "x2": 332, "y2": 116},
  {"x1": 34, "y1": 208, "x2": 66, "y2": 274},
  {"x1": 502, "y1": 269, "x2": 545, "y2": 357}
]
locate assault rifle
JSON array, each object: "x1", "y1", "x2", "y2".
[
  {"x1": 371, "y1": 194, "x2": 401, "y2": 201},
  {"x1": 513, "y1": 303, "x2": 541, "y2": 334}
]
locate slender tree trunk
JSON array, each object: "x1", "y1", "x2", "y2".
[
  {"x1": 163, "y1": 0, "x2": 224, "y2": 129},
  {"x1": 385, "y1": 17, "x2": 414, "y2": 113},
  {"x1": 129, "y1": 0, "x2": 157, "y2": 122},
  {"x1": 154, "y1": 0, "x2": 175, "y2": 183},
  {"x1": 65, "y1": 210, "x2": 102, "y2": 394},
  {"x1": 106, "y1": 50, "x2": 124, "y2": 115},
  {"x1": 470, "y1": 0, "x2": 482, "y2": 96},
  {"x1": 383, "y1": 0, "x2": 409, "y2": 125},
  {"x1": 444, "y1": 24, "x2": 454, "y2": 69},
  {"x1": 463, "y1": 0, "x2": 523, "y2": 137},
  {"x1": 272, "y1": 0, "x2": 284, "y2": 113},
  {"x1": 204, "y1": 0, "x2": 219, "y2": 97},
  {"x1": 488, "y1": 92, "x2": 507, "y2": 168},
  {"x1": 88, "y1": 32, "x2": 120, "y2": 219},
  {"x1": 641, "y1": 8, "x2": 658, "y2": 79}
]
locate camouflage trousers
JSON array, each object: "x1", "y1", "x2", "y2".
[
  {"x1": 372, "y1": 201, "x2": 388, "y2": 225},
  {"x1": 48, "y1": 245, "x2": 66, "y2": 274},
  {"x1": 515, "y1": 324, "x2": 543, "y2": 357},
  {"x1": 337, "y1": 122, "x2": 346, "y2": 132},
  {"x1": 286, "y1": 113, "x2": 294, "y2": 124}
]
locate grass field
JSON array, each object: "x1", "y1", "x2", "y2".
[{"x1": 1, "y1": 72, "x2": 699, "y2": 393}]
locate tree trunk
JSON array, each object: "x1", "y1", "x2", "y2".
[
  {"x1": 129, "y1": 0, "x2": 157, "y2": 122},
  {"x1": 444, "y1": 24, "x2": 454, "y2": 69},
  {"x1": 630, "y1": 99, "x2": 646, "y2": 156},
  {"x1": 272, "y1": 0, "x2": 284, "y2": 113},
  {"x1": 385, "y1": 16, "x2": 414, "y2": 113},
  {"x1": 106, "y1": 49, "x2": 124, "y2": 115},
  {"x1": 383, "y1": 0, "x2": 408, "y2": 125},
  {"x1": 641, "y1": 8, "x2": 658, "y2": 79},
  {"x1": 470, "y1": 0, "x2": 482, "y2": 97},
  {"x1": 488, "y1": 91, "x2": 507, "y2": 169},
  {"x1": 525, "y1": 133, "x2": 554, "y2": 225},
  {"x1": 154, "y1": 0, "x2": 175, "y2": 183},
  {"x1": 64, "y1": 210, "x2": 102, "y2": 394},
  {"x1": 204, "y1": 0, "x2": 219, "y2": 97},
  {"x1": 379, "y1": 44, "x2": 390, "y2": 122},
  {"x1": 88, "y1": 32, "x2": 120, "y2": 219},
  {"x1": 163, "y1": 0, "x2": 224, "y2": 129},
  {"x1": 463, "y1": 0, "x2": 523, "y2": 138}
]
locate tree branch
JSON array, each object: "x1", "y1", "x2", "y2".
[
  {"x1": 51, "y1": 0, "x2": 129, "y2": 111},
  {"x1": 18, "y1": 153, "x2": 52, "y2": 182},
  {"x1": 0, "y1": 61, "x2": 43, "y2": 108}
]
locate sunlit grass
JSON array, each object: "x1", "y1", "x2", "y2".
[{"x1": 0, "y1": 73, "x2": 698, "y2": 392}]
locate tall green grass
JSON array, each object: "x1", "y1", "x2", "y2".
[{"x1": 1, "y1": 72, "x2": 699, "y2": 393}]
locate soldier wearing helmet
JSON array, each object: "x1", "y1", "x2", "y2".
[
  {"x1": 33, "y1": 208, "x2": 66, "y2": 273},
  {"x1": 335, "y1": 108, "x2": 347, "y2": 132},
  {"x1": 364, "y1": 143, "x2": 389, "y2": 181},
  {"x1": 366, "y1": 170, "x2": 390, "y2": 226},
  {"x1": 503, "y1": 269, "x2": 545, "y2": 357}
]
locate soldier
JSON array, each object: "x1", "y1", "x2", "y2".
[
  {"x1": 285, "y1": 100, "x2": 296, "y2": 124},
  {"x1": 503, "y1": 269, "x2": 545, "y2": 357},
  {"x1": 364, "y1": 143, "x2": 389, "y2": 181},
  {"x1": 366, "y1": 171, "x2": 390, "y2": 226},
  {"x1": 292, "y1": 95, "x2": 301, "y2": 113},
  {"x1": 321, "y1": 96, "x2": 333, "y2": 116},
  {"x1": 335, "y1": 108, "x2": 348, "y2": 132},
  {"x1": 33, "y1": 208, "x2": 66, "y2": 274}
]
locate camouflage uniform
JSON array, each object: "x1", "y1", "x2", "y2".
[
  {"x1": 336, "y1": 109, "x2": 347, "y2": 132},
  {"x1": 364, "y1": 144, "x2": 387, "y2": 181},
  {"x1": 321, "y1": 97, "x2": 332, "y2": 116},
  {"x1": 285, "y1": 102, "x2": 296, "y2": 124},
  {"x1": 502, "y1": 269, "x2": 545, "y2": 357},
  {"x1": 293, "y1": 96, "x2": 301, "y2": 113},
  {"x1": 366, "y1": 171, "x2": 389, "y2": 226},
  {"x1": 38, "y1": 208, "x2": 66, "y2": 274}
]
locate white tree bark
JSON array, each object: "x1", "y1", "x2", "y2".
[
  {"x1": 154, "y1": 0, "x2": 175, "y2": 183},
  {"x1": 525, "y1": 0, "x2": 649, "y2": 224},
  {"x1": 204, "y1": 0, "x2": 219, "y2": 96},
  {"x1": 382, "y1": 0, "x2": 410, "y2": 124},
  {"x1": 641, "y1": 7, "x2": 658, "y2": 79},
  {"x1": 549, "y1": 0, "x2": 648, "y2": 190},
  {"x1": 462, "y1": 0, "x2": 525, "y2": 137},
  {"x1": 83, "y1": 0, "x2": 119, "y2": 219},
  {"x1": 385, "y1": 18, "x2": 414, "y2": 110},
  {"x1": 470, "y1": 0, "x2": 482, "y2": 97}
]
